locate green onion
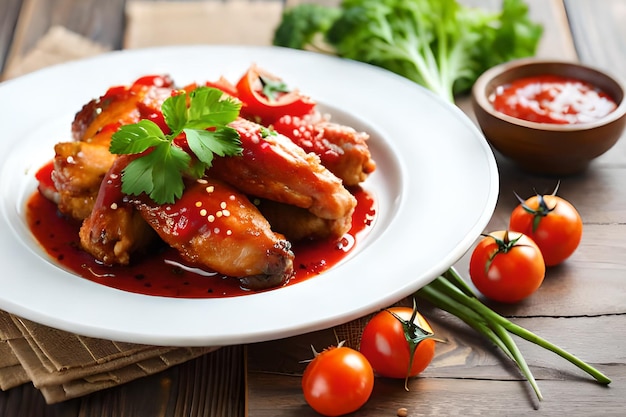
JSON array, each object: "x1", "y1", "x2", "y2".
[{"x1": 415, "y1": 267, "x2": 611, "y2": 401}]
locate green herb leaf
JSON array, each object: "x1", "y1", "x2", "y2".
[
  {"x1": 110, "y1": 120, "x2": 167, "y2": 155},
  {"x1": 273, "y1": 0, "x2": 542, "y2": 102},
  {"x1": 109, "y1": 86, "x2": 243, "y2": 204},
  {"x1": 184, "y1": 127, "x2": 242, "y2": 166}
]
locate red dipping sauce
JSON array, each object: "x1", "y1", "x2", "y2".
[{"x1": 490, "y1": 74, "x2": 617, "y2": 124}]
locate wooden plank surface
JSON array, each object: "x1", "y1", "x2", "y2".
[{"x1": 0, "y1": 0, "x2": 23, "y2": 74}]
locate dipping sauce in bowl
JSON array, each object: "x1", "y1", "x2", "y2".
[
  {"x1": 490, "y1": 74, "x2": 618, "y2": 124},
  {"x1": 472, "y1": 58, "x2": 626, "y2": 175}
]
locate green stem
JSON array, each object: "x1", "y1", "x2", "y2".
[
  {"x1": 423, "y1": 278, "x2": 543, "y2": 400},
  {"x1": 416, "y1": 268, "x2": 612, "y2": 401},
  {"x1": 417, "y1": 283, "x2": 515, "y2": 362}
]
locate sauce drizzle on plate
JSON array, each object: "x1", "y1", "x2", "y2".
[{"x1": 26, "y1": 187, "x2": 375, "y2": 298}]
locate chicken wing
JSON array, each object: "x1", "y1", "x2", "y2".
[
  {"x1": 78, "y1": 156, "x2": 157, "y2": 265},
  {"x1": 49, "y1": 76, "x2": 173, "y2": 220},
  {"x1": 131, "y1": 177, "x2": 295, "y2": 290},
  {"x1": 211, "y1": 118, "x2": 357, "y2": 222},
  {"x1": 72, "y1": 75, "x2": 173, "y2": 144},
  {"x1": 272, "y1": 112, "x2": 376, "y2": 186},
  {"x1": 52, "y1": 141, "x2": 117, "y2": 221},
  {"x1": 254, "y1": 198, "x2": 351, "y2": 242}
]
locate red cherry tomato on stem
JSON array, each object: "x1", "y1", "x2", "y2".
[
  {"x1": 509, "y1": 187, "x2": 583, "y2": 266},
  {"x1": 301, "y1": 343, "x2": 374, "y2": 416},
  {"x1": 236, "y1": 64, "x2": 316, "y2": 123},
  {"x1": 470, "y1": 230, "x2": 545, "y2": 303},
  {"x1": 359, "y1": 305, "x2": 435, "y2": 388}
]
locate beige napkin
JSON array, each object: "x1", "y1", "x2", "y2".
[{"x1": 0, "y1": 0, "x2": 287, "y2": 404}]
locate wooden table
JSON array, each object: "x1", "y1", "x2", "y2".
[{"x1": 1, "y1": 1, "x2": 625, "y2": 416}]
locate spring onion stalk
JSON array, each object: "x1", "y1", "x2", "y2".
[{"x1": 415, "y1": 267, "x2": 611, "y2": 401}]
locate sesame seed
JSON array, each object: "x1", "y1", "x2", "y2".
[
  {"x1": 222, "y1": 209, "x2": 230, "y2": 217},
  {"x1": 207, "y1": 215, "x2": 215, "y2": 222},
  {"x1": 200, "y1": 209, "x2": 207, "y2": 216},
  {"x1": 195, "y1": 201, "x2": 202, "y2": 208},
  {"x1": 226, "y1": 230, "x2": 232, "y2": 236},
  {"x1": 110, "y1": 203, "x2": 118, "y2": 210},
  {"x1": 213, "y1": 227, "x2": 220, "y2": 234},
  {"x1": 206, "y1": 186, "x2": 214, "y2": 193},
  {"x1": 220, "y1": 201, "x2": 227, "y2": 209},
  {"x1": 197, "y1": 178, "x2": 208, "y2": 184}
]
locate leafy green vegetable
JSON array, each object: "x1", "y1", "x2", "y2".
[
  {"x1": 273, "y1": 3, "x2": 341, "y2": 53},
  {"x1": 273, "y1": 0, "x2": 542, "y2": 102},
  {"x1": 110, "y1": 87, "x2": 242, "y2": 204}
]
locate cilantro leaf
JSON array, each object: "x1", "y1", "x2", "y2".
[
  {"x1": 109, "y1": 85, "x2": 243, "y2": 204},
  {"x1": 161, "y1": 93, "x2": 188, "y2": 133},
  {"x1": 187, "y1": 87, "x2": 242, "y2": 128},
  {"x1": 110, "y1": 120, "x2": 167, "y2": 154},
  {"x1": 185, "y1": 127, "x2": 242, "y2": 166}
]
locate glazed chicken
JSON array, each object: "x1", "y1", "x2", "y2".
[
  {"x1": 212, "y1": 118, "x2": 357, "y2": 222},
  {"x1": 50, "y1": 78, "x2": 173, "y2": 221},
  {"x1": 272, "y1": 112, "x2": 376, "y2": 186},
  {"x1": 131, "y1": 178, "x2": 295, "y2": 289},
  {"x1": 254, "y1": 198, "x2": 352, "y2": 241},
  {"x1": 40, "y1": 68, "x2": 374, "y2": 290},
  {"x1": 51, "y1": 141, "x2": 117, "y2": 221},
  {"x1": 78, "y1": 155, "x2": 158, "y2": 265}
]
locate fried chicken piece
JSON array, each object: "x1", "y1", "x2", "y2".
[
  {"x1": 79, "y1": 156, "x2": 157, "y2": 265},
  {"x1": 255, "y1": 198, "x2": 351, "y2": 241},
  {"x1": 212, "y1": 118, "x2": 357, "y2": 222},
  {"x1": 131, "y1": 178, "x2": 295, "y2": 290},
  {"x1": 47, "y1": 76, "x2": 173, "y2": 220},
  {"x1": 272, "y1": 112, "x2": 376, "y2": 186},
  {"x1": 52, "y1": 141, "x2": 117, "y2": 221},
  {"x1": 72, "y1": 75, "x2": 173, "y2": 144}
]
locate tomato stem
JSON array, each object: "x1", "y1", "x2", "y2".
[{"x1": 387, "y1": 299, "x2": 436, "y2": 391}]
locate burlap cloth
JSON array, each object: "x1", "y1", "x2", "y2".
[{"x1": 0, "y1": 0, "x2": 307, "y2": 404}]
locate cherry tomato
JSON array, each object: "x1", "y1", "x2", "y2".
[
  {"x1": 509, "y1": 191, "x2": 583, "y2": 266},
  {"x1": 469, "y1": 230, "x2": 545, "y2": 303},
  {"x1": 359, "y1": 306, "x2": 435, "y2": 384},
  {"x1": 301, "y1": 344, "x2": 374, "y2": 416},
  {"x1": 235, "y1": 64, "x2": 316, "y2": 123}
]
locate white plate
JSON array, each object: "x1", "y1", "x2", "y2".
[{"x1": 0, "y1": 46, "x2": 498, "y2": 346}]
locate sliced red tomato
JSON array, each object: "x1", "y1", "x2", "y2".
[
  {"x1": 302, "y1": 344, "x2": 374, "y2": 416},
  {"x1": 235, "y1": 64, "x2": 316, "y2": 123}
]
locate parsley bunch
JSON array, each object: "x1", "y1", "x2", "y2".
[{"x1": 109, "y1": 87, "x2": 243, "y2": 204}]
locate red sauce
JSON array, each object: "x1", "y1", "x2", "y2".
[
  {"x1": 490, "y1": 74, "x2": 617, "y2": 124},
  {"x1": 26, "y1": 188, "x2": 376, "y2": 299}
]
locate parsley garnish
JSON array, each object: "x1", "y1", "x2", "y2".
[{"x1": 109, "y1": 86, "x2": 243, "y2": 204}]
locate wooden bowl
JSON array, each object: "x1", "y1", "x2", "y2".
[{"x1": 472, "y1": 58, "x2": 626, "y2": 175}]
